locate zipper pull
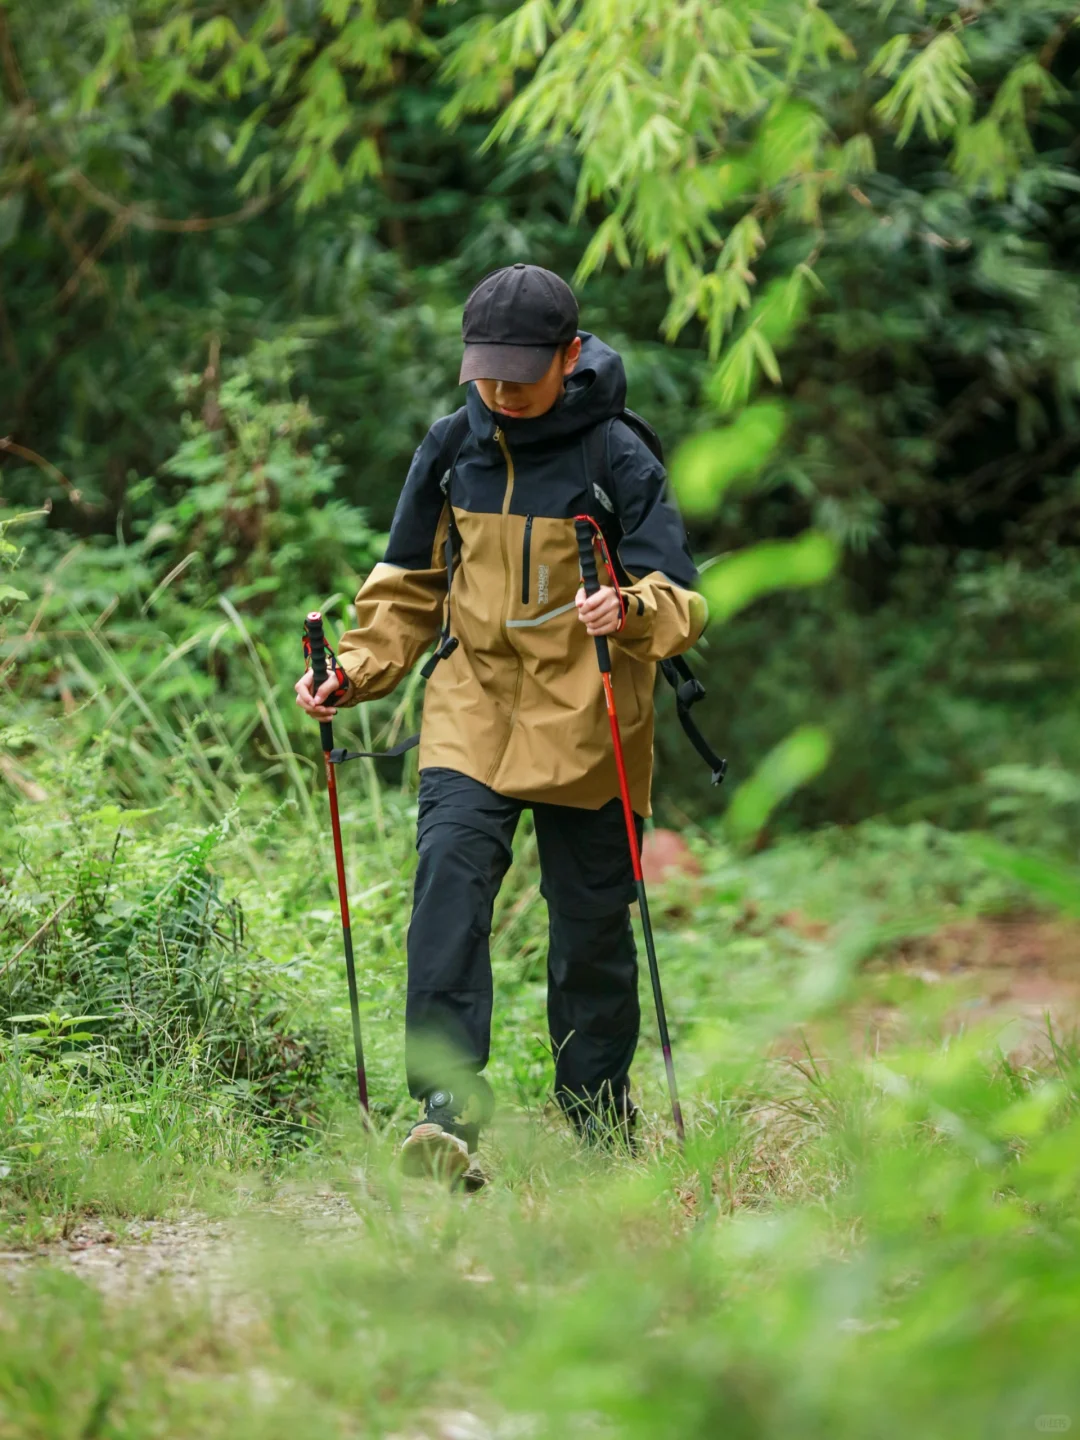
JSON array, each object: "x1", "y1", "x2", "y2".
[{"x1": 494, "y1": 426, "x2": 503, "y2": 444}]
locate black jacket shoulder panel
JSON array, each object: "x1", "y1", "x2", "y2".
[
  {"x1": 383, "y1": 411, "x2": 463, "y2": 571},
  {"x1": 607, "y1": 419, "x2": 697, "y2": 590}
]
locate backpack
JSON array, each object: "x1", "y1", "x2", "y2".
[{"x1": 421, "y1": 408, "x2": 726, "y2": 788}]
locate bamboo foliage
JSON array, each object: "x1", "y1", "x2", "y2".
[
  {"x1": 4, "y1": 0, "x2": 1071, "y2": 344},
  {"x1": 2, "y1": 0, "x2": 437, "y2": 216},
  {"x1": 445, "y1": 0, "x2": 1076, "y2": 392}
]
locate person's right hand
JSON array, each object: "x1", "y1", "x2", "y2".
[{"x1": 295, "y1": 670, "x2": 343, "y2": 721}]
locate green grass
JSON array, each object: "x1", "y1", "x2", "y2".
[
  {"x1": 3, "y1": 774, "x2": 1078, "y2": 1437},
  {"x1": 3, "y1": 1028, "x2": 1080, "y2": 1438},
  {"x1": 4, "y1": 589, "x2": 1080, "y2": 1437}
]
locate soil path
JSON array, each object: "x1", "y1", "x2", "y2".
[
  {"x1": 884, "y1": 915, "x2": 1080, "y2": 1057},
  {"x1": 0, "y1": 1187, "x2": 364, "y2": 1303}
]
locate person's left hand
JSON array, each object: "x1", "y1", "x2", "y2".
[{"x1": 575, "y1": 584, "x2": 622, "y2": 636}]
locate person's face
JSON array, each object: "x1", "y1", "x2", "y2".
[{"x1": 474, "y1": 337, "x2": 582, "y2": 420}]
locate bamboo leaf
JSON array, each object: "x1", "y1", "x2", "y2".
[
  {"x1": 874, "y1": 33, "x2": 973, "y2": 146},
  {"x1": 670, "y1": 401, "x2": 787, "y2": 518},
  {"x1": 726, "y1": 726, "x2": 833, "y2": 846},
  {"x1": 749, "y1": 325, "x2": 782, "y2": 384},
  {"x1": 227, "y1": 105, "x2": 270, "y2": 168},
  {"x1": 702, "y1": 533, "x2": 839, "y2": 625}
]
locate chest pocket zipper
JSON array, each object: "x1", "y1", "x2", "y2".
[{"x1": 521, "y1": 514, "x2": 533, "y2": 605}]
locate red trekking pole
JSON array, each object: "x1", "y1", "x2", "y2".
[
  {"x1": 574, "y1": 518, "x2": 685, "y2": 1145},
  {"x1": 304, "y1": 612, "x2": 369, "y2": 1116}
]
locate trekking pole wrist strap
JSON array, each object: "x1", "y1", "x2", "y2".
[
  {"x1": 328, "y1": 733, "x2": 420, "y2": 766},
  {"x1": 303, "y1": 611, "x2": 420, "y2": 762}
]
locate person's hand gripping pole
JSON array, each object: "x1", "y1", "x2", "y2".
[
  {"x1": 573, "y1": 519, "x2": 685, "y2": 1145},
  {"x1": 304, "y1": 612, "x2": 369, "y2": 1116}
]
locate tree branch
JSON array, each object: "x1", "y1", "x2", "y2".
[
  {"x1": 54, "y1": 215, "x2": 128, "y2": 307},
  {"x1": 956, "y1": 432, "x2": 1080, "y2": 509},
  {"x1": 0, "y1": 437, "x2": 99, "y2": 512},
  {"x1": 0, "y1": 6, "x2": 28, "y2": 104},
  {"x1": 65, "y1": 170, "x2": 276, "y2": 233},
  {"x1": 0, "y1": 897, "x2": 74, "y2": 979},
  {"x1": 29, "y1": 171, "x2": 108, "y2": 297}
]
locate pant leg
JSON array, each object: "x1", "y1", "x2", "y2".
[
  {"x1": 405, "y1": 767, "x2": 522, "y2": 1101},
  {"x1": 532, "y1": 797, "x2": 644, "y2": 1121}
]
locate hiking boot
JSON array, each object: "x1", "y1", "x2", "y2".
[
  {"x1": 400, "y1": 1088, "x2": 485, "y2": 1185},
  {"x1": 567, "y1": 1095, "x2": 638, "y2": 1153}
]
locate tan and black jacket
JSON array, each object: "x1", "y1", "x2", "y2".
[{"x1": 335, "y1": 333, "x2": 707, "y2": 816}]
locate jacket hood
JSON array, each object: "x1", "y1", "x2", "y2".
[{"x1": 465, "y1": 331, "x2": 627, "y2": 448}]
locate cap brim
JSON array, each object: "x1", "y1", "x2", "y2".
[{"x1": 458, "y1": 343, "x2": 557, "y2": 385}]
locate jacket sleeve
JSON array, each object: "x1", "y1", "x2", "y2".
[
  {"x1": 606, "y1": 421, "x2": 708, "y2": 663},
  {"x1": 333, "y1": 416, "x2": 457, "y2": 704}
]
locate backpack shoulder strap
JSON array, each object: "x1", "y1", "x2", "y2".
[
  {"x1": 582, "y1": 417, "x2": 618, "y2": 526},
  {"x1": 420, "y1": 408, "x2": 471, "y2": 681},
  {"x1": 437, "y1": 408, "x2": 471, "y2": 491},
  {"x1": 619, "y1": 408, "x2": 664, "y2": 465},
  {"x1": 584, "y1": 409, "x2": 665, "y2": 524}
]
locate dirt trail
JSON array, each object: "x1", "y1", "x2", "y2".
[
  {"x1": 762, "y1": 912, "x2": 1080, "y2": 1063},
  {"x1": 887, "y1": 915, "x2": 1080, "y2": 1056},
  {"x1": 0, "y1": 1187, "x2": 364, "y2": 1302}
]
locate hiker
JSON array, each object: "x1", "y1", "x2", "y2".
[{"x1": 296, "y1": 263, "x2": 707, "y2": 1179}]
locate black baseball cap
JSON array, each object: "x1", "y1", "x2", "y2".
[{"x1": 459, "y1": 263, "x2": 579, "y2": 384}]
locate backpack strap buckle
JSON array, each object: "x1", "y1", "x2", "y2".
[
  {"x1": 676, "y1": 677, "x2": 705, "y2": 709},
  {"x1": 420, "y1": 633, "x2": 459, "y2": 680}
]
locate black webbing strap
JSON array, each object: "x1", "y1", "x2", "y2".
[
  {"x1": 419, "y1": 498, "x2": 459, "y2": 680},
  {"x1": 302, "y1": 628, "x2": 417, "y2": 761},
  {"x1": 659, "y1": 656, "x2": 727, "y2": 786},
  {"x1": 420, "y1": 410, "x2": 471, "y2": 680},
  {"x1": 329, "y1": 733, "x2": 420, "y2": 765}
]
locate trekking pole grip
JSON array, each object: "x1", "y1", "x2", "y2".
[
  {"x1": 305, "y1": 611, "x2": 335, "y2": 752},
  {"x1": 574, "y1": 518, "x2": 611, "y2": 673}
]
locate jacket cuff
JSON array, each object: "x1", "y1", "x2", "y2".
[{"x1": 614, "y1": 587, "x2": 654, "y2": 641}]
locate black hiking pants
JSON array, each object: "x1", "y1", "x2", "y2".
[{"x1": 406, "y1": 767, "x2": 642, "y2": 1121}]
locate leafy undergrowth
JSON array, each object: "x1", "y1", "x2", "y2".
[{"x1": 5, "y1": 650, "x2": 1080, "y2": 1435}]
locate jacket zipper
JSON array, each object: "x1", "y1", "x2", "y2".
[
  {"x1": 490, "y1": 427, "x2": 525, "y2": 785},
  {"x1": 521, "y1": 514, "x2": 533, "y2": 605}
]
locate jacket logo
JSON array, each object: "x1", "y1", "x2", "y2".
[
  {"x1": 593, "y1": 484, "x2": 615, "y2": 513},
  {"x1": 537, "y1": 564, "x2": 550, "y2": 604}
]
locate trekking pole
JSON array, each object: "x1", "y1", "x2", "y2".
[
  {"x1": 574, "y1": 519, "x2": 685, "y2": 1145},
  {"x1": 304, "y1": 611, "x2": 369, "y2": 1116}
]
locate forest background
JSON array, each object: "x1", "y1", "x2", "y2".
[
  {"x1": 4, "y1": 0, "x2": 1079, "y2": 832},
  {"x1": 2, "y1": 4, "x2": 1080, "y2": 1436}
]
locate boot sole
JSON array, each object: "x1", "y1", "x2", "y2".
[{"x1": 400, "y1": 1124, "x2": 471, "y2": 1184}]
